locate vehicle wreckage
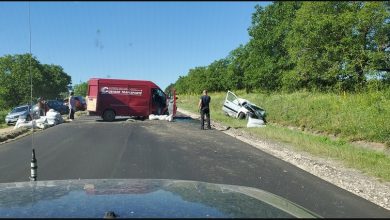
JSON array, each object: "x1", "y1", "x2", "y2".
[{"x1": 222, "y1": 91, "x2": 267, "y2": 127}]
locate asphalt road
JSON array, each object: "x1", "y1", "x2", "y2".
[{"x1": 0, "y1": 115, "x2": 389, "y2": 218}]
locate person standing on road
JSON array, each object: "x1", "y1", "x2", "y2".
[
  {"x1": 37, "y1": 97, "x2": 48, "y2": 116},
  {"x1": 68, "y1": 91, "x2": 76, "y2": 121},
  {"x1": 198, "y1": 90, "x2": 211, "y2": 130}
]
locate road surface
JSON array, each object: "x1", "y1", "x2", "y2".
[{"x1": 0, "y1": 115, "x2": 389, "y2": 217}]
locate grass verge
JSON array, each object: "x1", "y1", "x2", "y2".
[
  {"x1": 0, "y1": 109, "x2": 10, "y2": 128},
  {"x1": 177, "y1": 92, "x2": 390, "y2": 182}
]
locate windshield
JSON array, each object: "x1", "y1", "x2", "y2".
[
  {"x1": 247, "y1": 103, "x2": 264, "y2": 112},
  {"x1": 0, "y1": 1, "x2": 389, "y2": 219}
]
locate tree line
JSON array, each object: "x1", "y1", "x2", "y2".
[
  {"x1": 169, "y1": 1, "x2": 390, "y2": 94},
  {"x1": 0, "y1": 54, "x2": 71, "y2": 109}
]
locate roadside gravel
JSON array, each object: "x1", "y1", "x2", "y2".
[{"x1": 177, "y1": 108, "x2": 390, "y2": 211}]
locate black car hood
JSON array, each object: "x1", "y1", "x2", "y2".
[{"x1": 0, "y1": 179, "x2": 319, "y2": 218}]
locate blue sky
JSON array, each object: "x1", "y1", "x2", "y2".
[{"x1": 0, "y1": 1, "x2": 270, "y2": 90}]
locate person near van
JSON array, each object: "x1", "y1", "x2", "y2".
[
  {"x1": 37, "y1": 97, "x2": 48, "y2": 116},
  {"x1": 198, "y1": 90, "x2": 211, "y2": 130},
  {"x1": 68, "y1": 91, "x2": 76, "y2": 121}
]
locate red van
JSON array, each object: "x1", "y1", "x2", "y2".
[{"x1": 86, "y1": 78, "x2": 168, "y2": 121}]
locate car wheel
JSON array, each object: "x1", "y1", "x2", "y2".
[
  {"x1": 26, "y1": 114, "x2": 32, "y2": 121},
  {"x1": 103, "y1": 110, "x2": 115, "y2": 122},
  {"x1": 238, "y1": 112, "x2": 245, "y2": 119}
]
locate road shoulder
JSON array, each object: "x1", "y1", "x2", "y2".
[{"x1": 177, "y1": 108, "x2": 390, "y2": 211}]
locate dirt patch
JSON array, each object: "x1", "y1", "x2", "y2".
[
  {"x1": 0, "y1": 126, "x2": 14, "y2": 135},
  {"x1": 0, "y1": 127, "x2": 30, "y2": 144},
  {"x1": 352, "y1": 141, "x2": 390, "y2": 156},
  {"x1": 177, "y1": 108, "x2": 390, "y2": 211}
]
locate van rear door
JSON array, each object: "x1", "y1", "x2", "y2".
[{"x1": 87, "y1": 81, "x2": 98, "y2": 112}]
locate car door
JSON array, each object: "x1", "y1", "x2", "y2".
[{"x1": 222, "y1": 91, "x2": 241, "y2": 117}]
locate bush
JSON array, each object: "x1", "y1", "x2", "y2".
[{"x1": 0, "y1": 109, "x2": 10, "y2": 125}]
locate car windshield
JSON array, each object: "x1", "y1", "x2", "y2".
[
  {"x1": 0, "y1": 1, "x2": 389, "y2": 219},
  {"x1": 247, "y1": 103, "x2": 264, "y2": 112}
]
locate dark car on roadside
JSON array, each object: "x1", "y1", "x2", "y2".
[
  {"x1": 46, "y1": 100, "x2": 69, "y2": 115},
  {"x1": 74, "y1": 96, "x2": 87, "y2": 111},
  {"x1": 63, "y1": 96, "x2": 87, "y2": 111}
]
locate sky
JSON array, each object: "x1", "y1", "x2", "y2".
[{"x1": 0, "y1": 1, "x2": 271, "y2": 90}]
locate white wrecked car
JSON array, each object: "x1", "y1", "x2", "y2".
[{"x1": 222, "y1": 91, "x2": 267, "y2": 122}]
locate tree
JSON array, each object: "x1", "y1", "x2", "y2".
[
  {"x1": 206, "y1": 59, "x2": 230, "y2": 92},
  {"x1": 174, "y1": 75, "x2": 190, "y2": 94},
  {"x1": 73, "y1": 82, "x2": 88, "y2": 97},
  {"x1": 246, "y1": 2, "x2": 302, "y2": 92},
  {"x1": 164, "y1": 83, "x2": 175, "y2": 94},
  {"x1": 0, "y1": 54, "x2": 71, "y2": 109},
  {"x1": 286, "y1": 2, "x2": 390, "y2": 92},
  {"x1": 171, "y1": 2, "x2": 389, "y2": 94}
]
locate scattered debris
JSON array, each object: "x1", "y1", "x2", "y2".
[
  {"x1": 247, "y1": 116, "x2": 266, "y2": 128},
  {"x1": 148, "y1": 114, "x2": 174, "y2": 122},
  {"x1": 13, "y1": 109, "x2": 63, "y2": 130},
  {"x1": 46, "y1": 109, "x2": 64, "y2": 125}
]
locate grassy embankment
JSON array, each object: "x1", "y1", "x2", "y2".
[
  {"x1": 177, "y1": 90, "x2": 390, "y2": 181},
  {"x1": 0, "y1": 109, "x2": 10, "y2": 128}
]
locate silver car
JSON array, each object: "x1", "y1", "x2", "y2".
[
  {"x1": 5, "y1": 105, "x2": 33, "y2": 125},
  {"x1": 222, "y1": 91, "x2": 266, "y2": 121}
]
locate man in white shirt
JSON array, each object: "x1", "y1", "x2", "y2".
[{"x1": 68, "y1": 91, "x2": 76, "y2": 121}]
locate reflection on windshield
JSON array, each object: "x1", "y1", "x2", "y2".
[
  {"x1": 0, "y1": 180, "x2": 309, "y2": 218},
  {"x1": 163, "y1": 181, "x2": 293, "y2": 218}
]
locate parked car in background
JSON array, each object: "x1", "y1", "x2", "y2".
[
  {"x1": 4, "y1": 105, "x2": 32, "y2": 125},
  {"x1": 46, "y1": 100, "x2": 69, "y2": 115},
  {"x1": 74, "y1": 96, "x2": 87, "y2": 111},
  {"x1": 222, "y1": 91, "x2": 267, "y2": 122},
  {"x1": 64, "y1": 96, "x2": 87, "y2": 111}
]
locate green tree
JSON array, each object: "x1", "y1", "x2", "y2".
[
  {"x1": 206, "y1": 59, "x2": 230, "y2": 92},
  {"x1": 73, "y1": 82, "x2": 88, "y2": 97},
  {"x1": 226, "y1": 44, "x2": 249, "y2": 91},
  {"x1": 174, "y1": 75, "x2": 190, "y2": 94},
  {"x1": 246, "y1": 2, "x2": 302, "y2": 92},
  {"x1": 286, "y1": 2, "x2": 390, "y2": 92},
  {"x1": 164, "y1": 83, "x2": 175, "y2": 94},
  {"x1": 0, "y1": 54, "x2": 71, "y2": 109}
]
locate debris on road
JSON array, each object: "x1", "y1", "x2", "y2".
[
  {"x1": 46, "y1": 109, "x2": 64, "y2": 125},
  {"x1": 247, "y1": 116, "x2": 266, "y2": 128},
  {"x1": 148, "y1": 114, "x2": 174, "y2": 122},
  {"x1": 13, "y1": 109, "x2": 63, "y2": 130}
]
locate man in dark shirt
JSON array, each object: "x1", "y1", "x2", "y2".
[{"x1": 198, "y1": 90, "x2": 211, "y2": 130}]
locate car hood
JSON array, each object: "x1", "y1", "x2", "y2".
[{"x1": 0, "y1": 179, "x2": 319, "y2": 218}]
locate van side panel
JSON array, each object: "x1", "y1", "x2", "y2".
[
  {"x1": 128, "y1": 85, "x2": 150, "y2": 116},
  {"x1": 98, "y1": 84, "x2": 130, "y2": 116},
  {"x1": 86, "y1": 78, "x2": 162, "y2": 118}
]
